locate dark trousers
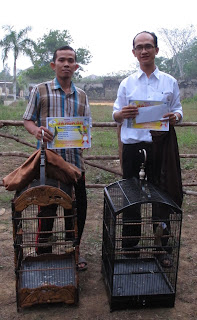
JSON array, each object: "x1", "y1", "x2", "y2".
[
  {"x1": 36, "y1": 173, "x2": 87, "y2": 254},
  {"x1": 122, "y1": 143, "x2": 170, "y2": 250}
]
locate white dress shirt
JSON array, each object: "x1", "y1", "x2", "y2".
[{"x1": 113, "y1": 67, "x2": 183, "y2": 144}]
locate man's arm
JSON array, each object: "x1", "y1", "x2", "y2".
[{"x1": 24, "y1": 120, "x2": 53, "y2": 142}]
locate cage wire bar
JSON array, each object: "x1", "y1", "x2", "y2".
[
  {"x1": 12, "y1": 178, "x2": 79, "y2": 311},
  {"x1": 102, "y1": 177, "x2": 182, "y2": 311}
]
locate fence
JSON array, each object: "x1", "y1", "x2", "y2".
[{"x1": 0, "y1": 120, "x2": 197, "y2": 196}]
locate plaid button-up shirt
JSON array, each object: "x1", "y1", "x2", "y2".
[{"x1": 23, "y1": 78, "x2": 91, "y2": 171}]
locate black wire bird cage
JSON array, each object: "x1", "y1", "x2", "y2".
[{"x1": 102, "y1": 151, "x2": 182, "y2": 311}]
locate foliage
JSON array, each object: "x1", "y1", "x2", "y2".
[
  {"x1": 177, "y1": 127, "x2": 197, "y2": 150},
  {"x1": 0, "y1": 96, "x2": 4, "y2": 104},
  {"x1": 0, "y1": 64, "x2": 12, "y2": 81},
  {"x1": 16, "y1": 71, "x2": 28, "y2": 93},
  {"x1": 182, "y1": 93, "x2": 197, "y2": 104},
  {"x1": 154, "y1": 30, "x2": 197, "y2": 80},
  {"x1": 2, "y1": 25, "x2": 197, "y2": 97},
  {"x1": 78, "y1": 75, "x2": 106, "y2": 84},
  {"x1": 181, "y1": 39, "x2": 197, "y2": 79},
  {"x1": 23, "y1": 62, "x2": 54, "y2": 82},
  {"x1": 0, "y1": 99, "x2": 26, "y2": 119},
  {"x1": 24, "y1": 29, "x2": 92, "y2": 81},
  {"x1": 0, "y1": 64, "x2": 13, "y2": 98},
  {"x1": 155, "y1": 56, "x2": 173, "y2": 74},
  {"x1": 31, "y1": 29, "x2": 73, "y2": 65},
  {"x1": 0, "y1": 27, "x2": 92, "y2": 91},
  {"x1": 0, "y1": 25, "x2": 35, "y2": 99},
  {"x1": 158, "y1": 25, "x2": 196, "y2": 79}
]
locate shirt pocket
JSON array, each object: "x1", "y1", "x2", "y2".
[{"x1": 161, "y1": 91, "x2": 173, "y2": 103}]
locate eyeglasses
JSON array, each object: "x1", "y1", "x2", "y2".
[{"x1": 134, "y1": 44, "x2": 155, "y2": 52}]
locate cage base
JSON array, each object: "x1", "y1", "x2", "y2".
[
  {"x1": 103, "y1": 258, "x2": 175, "y2": 311},
  {"x1": 109, "y1": 294, "x2": 175, "y2": 311},
  {"x1": 17, "y1": 254, "x2": 78, "y2": 309}
]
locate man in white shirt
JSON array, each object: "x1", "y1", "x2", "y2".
[{"x1": 113, "y1": 31, "x2": 183, "y2": 267}]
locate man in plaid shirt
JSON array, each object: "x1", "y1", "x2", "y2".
[{"x1": 23, "y1": 45, "x2": 91, "y2": 271}]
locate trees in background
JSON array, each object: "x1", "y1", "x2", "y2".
[
  {"x1": 1, "y1": 25, "x2": 197, "y2": 97},
  {"x1": 181, "y1": 39, "x2": 197, "y2": 79},
  {"x1": 0, "y1": 27, "x2": 92, "y2": 96},
  {"x1": 158, "y1": 25, "x2": 196, "y2": 79},
  {"x1": 0, "y1": 25, "x2": 35, "y2": 100},
  {"x1": 99, "y1": 25, "x2": 197, "y2": 82},
  {"x1": 0, "y1": 64, "x2": 12, "y2": 81},
  {"x1": 155, "y1": 37, "x2": 197, "y2": 80},
  {"x1": 24, "y1": 29, "x2": 92, "y2": 82}
]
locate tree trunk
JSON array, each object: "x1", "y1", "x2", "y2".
[{"x1": 13, "y1": 57, "x2": 17, "y2": 101}]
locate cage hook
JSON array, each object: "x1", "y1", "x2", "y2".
[{"x1": 139, "y1": 149, "x2": 147, "y2": 181}]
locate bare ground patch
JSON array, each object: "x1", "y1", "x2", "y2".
[
  {"x1": 0, "y1": 151, "x2": 197, "y2": 319},
  {"x1": 0, "y1": 184, "x2": 197, "y2": 320}
]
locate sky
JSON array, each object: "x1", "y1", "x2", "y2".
[{"x1": 0, "y1": 0, "x2": 197, "y2": 77}]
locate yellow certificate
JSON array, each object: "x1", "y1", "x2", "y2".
[{"x1": 46, "y1": 117, "x2": 91, "y2": 149}]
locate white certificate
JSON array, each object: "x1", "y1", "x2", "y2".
[
  {"x1": 127, "y1": 100, "x2": 169, "y2": 131},
  {"x1": 135, "y1": 103, "x2": 169, "y2": 123}
]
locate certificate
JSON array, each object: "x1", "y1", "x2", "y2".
[
  {"x1": 46, "y1": 117, "x2": 91, "y2": 149},
  {"x1": 127, "y1": 100, "x2": 169, "y2": 131}
]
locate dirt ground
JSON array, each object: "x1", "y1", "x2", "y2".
[{"x1": 0, "y1": 158, "x2": 197, "y2": 320}]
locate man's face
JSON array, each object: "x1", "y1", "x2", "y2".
[
  {"x1": 50, "y1": 50, "x2": 79, "y2": 80},
  {"x1": 132, "y1": 32, "x2": 159, "y2": 67}
]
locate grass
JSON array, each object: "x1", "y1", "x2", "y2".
[
  {"x1": 182, "y1": 95, "x2": 197, "y2": 121},
  {"x1": 0, "y1": 101, "x2": 36, "y2": 153},
  {"x1": 0, "y1": 193, "x2": 14, "y2": 204},
  {"x1": 175, "y1": 95, "x2": 197, "y2": 153},
  {"x1": 0, "y1": 98, "x2": 197, "y2": 200},
  {"x1": 89, "y1": 104, "x2": 114, "y2": 122},
  {"x1": 88, "y1": 128, "x2": 118, "y2": 155},
  {"x1": 176, "y1": 127, "x2": 197, "y2": 152},
  {"x1": 0, "y1": 100, "x2": 25, "y2": 119}
]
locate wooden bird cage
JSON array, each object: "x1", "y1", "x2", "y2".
[{"x1": 12, "y1": 178, "x2": 79, "y2": 311}]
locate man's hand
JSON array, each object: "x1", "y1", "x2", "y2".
[
  {"x1": 35, "y1": 126, "x2": 53, "y2": 142},
  {"x1": 24, "y1": 120, "x2": 53, "y2": 142},
  {"x1": 114, "y1": 105, "x2": 139, "y2": 123},
  {"x1": 163, "y1": 112, "x2": 181, "y2": 126},
  {"x1": 122, "y1": 105, "x2": 139, "y2": 119}
]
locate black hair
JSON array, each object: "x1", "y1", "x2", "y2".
[
  {"x1": 133, "y1": 31, "x2": 158, "y2": 49},
  {"x1": 53, "y1": 45, "x2": 77, "y2": 62}
]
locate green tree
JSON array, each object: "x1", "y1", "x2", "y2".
[
  {"x1": 31, "y1": 29, "x2": 73, "y2": 65},
  {"x1": 16, "y1": 70, "x2": 28, "y2": 96},
  {"x1": 181, "y1": 38, "x2": 197, "y2": 79},
  {"x1": 157, "y1": 37, "x2": 197, "y2": 80},
  {"x1": 158, "y1": 25, "x2": 195, "y2": 79},
  {"x1": 25, "y1": 29, "x2": 92, "y2": 81},
  {"x1": 155, "y1": 56, "x2": 176, "y2": 76},
  {"x1": 0, "y1": 64, "x2": 13, "y2": 101},
  {"x1": 0, "y1": 25, "x2": 35, "y2": 100},
  {"x1": 0, "y1": 64, "x2": 12, "y2": 81}
]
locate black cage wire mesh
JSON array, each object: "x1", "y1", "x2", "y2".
[
  {"x1": 102, "y1": 177, "x2": 182, "y2": 311},
  {"x1": 12, "y1": 178, "x2": 79, "y2": 310}
]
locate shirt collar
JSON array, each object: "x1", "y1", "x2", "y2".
[
  {"x1": 137, "y1": 66, "x2": 160, "y2": 79},
  {"x1": 52, "y1": 78, "x2": 76, "y2": 94}
]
